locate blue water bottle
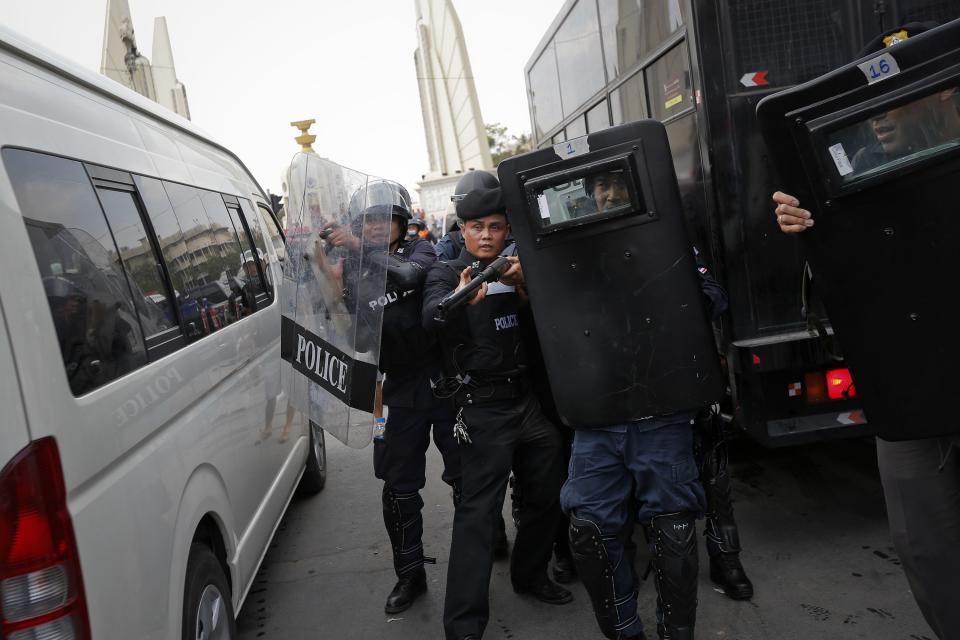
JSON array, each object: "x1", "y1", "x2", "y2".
[{"x1": 374, "y1": 417, "x2": 386, "y2": 442}]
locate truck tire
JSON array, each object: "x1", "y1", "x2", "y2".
[{"x1": 182, "y1": 543, "x2": 236, "y2": 640}]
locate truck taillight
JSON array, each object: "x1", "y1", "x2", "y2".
[
  {"x1": 826, "y1": 368, "x2": 856, "y2": 400},
  {"x1": 0, "y1": 438, "x2": 90, "y2": 640}
]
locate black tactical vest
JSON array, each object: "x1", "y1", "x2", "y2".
[
  {"x1": 440, "y1": 250, "x2": 526, "y2": 381},
  {"x1": 378, "y1": 237, "x2": 438, "y2": 375}
]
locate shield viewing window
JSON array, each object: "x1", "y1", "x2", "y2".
[
  {"x1": 524, "y1": 156, "x2": 647, "y2": 233},
  {"x1": 818, "y1": 84, "x2": 960, "y2": 186}
]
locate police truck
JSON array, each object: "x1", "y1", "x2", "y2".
[{"x1": 524, "y1": 0, "x2": 960, "y2": 445}]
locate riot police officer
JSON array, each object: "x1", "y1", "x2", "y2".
[
  {"x1": 422, "y1": 186, "x2": 571, "y2": 640},
  {"x1": 328, "y1": 180, "x2": 462, "y2": 615},
  {"x1": 772, "y1": 23, "x2": 960, "y2": 640},
  {"x1": 560, "y1": 174, "x2": 729, "y2": 640},
  {"x1": 436, "y1": 170, "x2": 512, "y2": 558}
]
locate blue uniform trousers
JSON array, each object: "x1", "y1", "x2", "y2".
[{"x1": 560, "y1": 414, "x2": 705, "y2": 638}]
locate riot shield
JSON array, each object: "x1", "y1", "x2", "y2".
[
  {"x1": 757, "y1": 18, "x2": 960, "y2": 440},
  {"x1": 498, "y1": 121, "x2": 724, "y2": 427},
  {"x1": 280, "y1": 152, "x2": 391, "y2": 448}
]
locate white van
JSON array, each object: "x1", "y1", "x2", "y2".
[{"x1": 0, "y1": 27, "x2": 326, "y2": 639}]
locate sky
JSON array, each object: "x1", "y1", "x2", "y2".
[{"x1": 1, "y1": 0, "x2": 563, "y2": 201}]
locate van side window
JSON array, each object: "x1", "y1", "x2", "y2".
[
  {"x1": 206, "y1": 193, "x2": 265, "y2": 317},
  {"x1": 162, "y1": 182, "x2": 249, "y2": 340},
  {"x1": 133, "y1": 175, "x2": 205, "y2": 323},
  {"x1": 256, "y1": 203, "x2": 287, "y2": 264},
  {"x1": 237, "y1": 198, "x2": 275, "y2": 294},
  {"x1": 223, "y1": 200, "x2": 267, "y2": 301},
  {"x1": 2, "y1": 149, "x2": 148, "y2": 395},
  {"x1": 93, "y1": 184, "x2": 183, "y2": 358}
]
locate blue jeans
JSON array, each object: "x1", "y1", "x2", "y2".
[{"x1": 560, "y1": 415, "x2": 705, "y2": 638}]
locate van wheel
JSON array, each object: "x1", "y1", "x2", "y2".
[
  {"x1": 298, "y1": 421, "x2": 327, "y2": 495},
  {"x1": 183, "y1": 543, "x2": 235, "y2": 640}
]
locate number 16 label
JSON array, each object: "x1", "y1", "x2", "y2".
[{"x1": 857, "y1": 53, "x2": 901, "y2": 85}]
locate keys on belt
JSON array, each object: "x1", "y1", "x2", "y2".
[{"x1": 453, "y1": 408, "x2": 472, "y2": 445}]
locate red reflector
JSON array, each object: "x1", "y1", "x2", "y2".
[
  {"x1": 804, "y1": 371, "x2": 827, "y2": 403},
  {"x1": 826, "y1": 368, "x2": 856, "y2": 400},
  {"x1": 752, "y1": 354, "x2": 761, "y2": 365},
  {"x1": 1, "y1": 438, "x2": 90, "y2": 639}
]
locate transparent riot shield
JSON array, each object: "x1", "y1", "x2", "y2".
[{"x1": 280, "y1": 152, "x2": 390, "y2": 448}]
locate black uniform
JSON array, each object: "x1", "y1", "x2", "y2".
[
  {"x1": 423, "y1": 247, "x2": 567, "y2": 640},
  {"x1": 362, "y1": 236, "x2": 462, "y2": 609}
]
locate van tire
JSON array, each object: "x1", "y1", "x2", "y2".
[
  {"x1": 182, "y1": 543, "x2": 236, "y2": 640},
  {"x1": 298, "y1": 421, "x2": 327, "y2": 495}
]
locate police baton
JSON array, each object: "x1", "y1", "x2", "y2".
[{"x1": 435, "y1": 255, "x2": 510, "y2": 322}]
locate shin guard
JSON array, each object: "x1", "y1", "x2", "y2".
[
  {"x1": 382, "y1": 485, "x2": 433, "y2": 578},
  {"x1": 646, "y1": 512, "x2": 698, "y2": 640},
  {"x1": 570, "y1": 515, "x2": 639, "y2": 639}
]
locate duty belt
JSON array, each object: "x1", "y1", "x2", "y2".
[{"x1": 454, "y1": 376, "x2": 527, "y2": 406}]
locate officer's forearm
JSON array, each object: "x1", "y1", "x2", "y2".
[
  {"x1": 386, "y1": 258, "x2": 425, "y2": 292},
  {"x1": 422, "y1": 276, "x2": 457, "y2": 330}
]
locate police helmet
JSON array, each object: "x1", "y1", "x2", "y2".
[
  {"x1": 451, "y1": 170, "x2": 499, "y2": 202},
  {"x1": 348, "y1": 180, "x2": 412, "y2": 230},
  {"x1": 408, "y1": 218, "x2": 427, "y2": 229}
]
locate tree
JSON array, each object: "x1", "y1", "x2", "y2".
[{"x1": 486, "y1": 122, "x2": 533, "y2": 166}]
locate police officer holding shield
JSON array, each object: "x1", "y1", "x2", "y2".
[
  {"x1": 422, "y1": 186, "x2": 571, "y2": 640},
  {"x1": 328, "y1": 180, "x2": 462, "y2": 615},
  {"x1": 771, "y1": 23, "x2": 960, "y2": 640},
  {"x1": 581, "y1": 169, "x2": 754, "y2": 603},
  {"x1": 556, "y1": 172, "x2": 728, "y2": 640}
]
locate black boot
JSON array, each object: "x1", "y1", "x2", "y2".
[
  {"x1": 385, "y1": 567, "x2": 427, "y2": 614},
  {"x1": 382, "y1": 486, "x2": 433, "y2": 614},
  {"x1": 645, "y1": 512, "x2": 698, "y2": 640},
  {"x1": 705, "y1": 518, "x2": 754, "y2": 600},
  {"x1": 694, "y1": 410, "x2": 754, "y2": 600}
]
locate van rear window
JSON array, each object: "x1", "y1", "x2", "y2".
[{"x1": 3, "y1": 149, "x2": 148, "y2": 395}]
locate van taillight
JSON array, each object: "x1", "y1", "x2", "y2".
[
  {"x1": 0, "y1": 438, "x2": 90, "y2": 640},
  {"x1": 826, "y1": 368, "x2": 856, "y2": 400}
]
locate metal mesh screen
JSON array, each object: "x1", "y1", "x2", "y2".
[
  {"x1": 728, "y1": 0, "x2": 849, "y2": 88},
  {"x1": 896, "y1": 0, "x2": 959, "y2": 24}
]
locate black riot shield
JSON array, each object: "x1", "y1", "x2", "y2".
[
  {"x1": 757, "y1": 18, "x2": 960, "y2": 441},
  {"x1": 497, "y1": 121, "x2": 724, "y2": 427}
]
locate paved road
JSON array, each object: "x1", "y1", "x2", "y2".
[{"x1": 237, "y1": 434, "x2": 936, "y2": 640}]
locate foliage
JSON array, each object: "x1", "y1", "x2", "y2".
[{"x1": 486, "y1": 122, "x2": 533, "y2": 166}]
